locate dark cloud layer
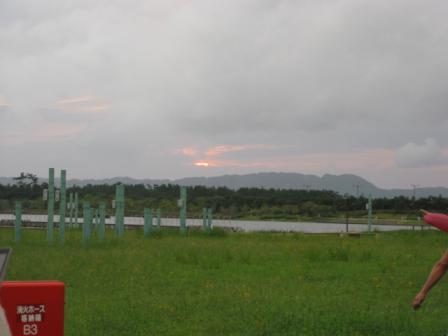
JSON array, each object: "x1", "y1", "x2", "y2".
[{"x1": 1, "y1": 0, "x2": 448, "y2": 187}]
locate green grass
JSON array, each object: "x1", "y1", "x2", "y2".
[{"x1": 2, "y1": 228, "x2": 448, "y2": 335}]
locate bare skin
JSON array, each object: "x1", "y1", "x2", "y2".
[
  {"x1": 0, "y1": 306, "x2": 11, "y2": 336},
  {"x1": 412, "y1": 249, "x2": 448, "y2": 310}
]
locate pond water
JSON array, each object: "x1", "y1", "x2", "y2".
[{"x1": 0, "y1": 214, "x2": 424, "y2": 233}]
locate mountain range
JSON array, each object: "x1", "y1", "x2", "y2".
[{"x1": 1, "y1": 172, "x2": 447, "y2": 198}]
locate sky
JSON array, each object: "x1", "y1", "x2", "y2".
[{"x1": 1, "y1": 0, "x2": 448, "y2": 189}]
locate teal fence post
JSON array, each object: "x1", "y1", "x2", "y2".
[
  {"x1": 144, "y1": 208, "x2": 152, "y2": 237},
  {"x1": 69, "y1": 192, "x2": 74, "y2": 228},
  {"x1": 99, "y1": 202, "x2": 106, "y2": 241},
  {"x1": 120, "y1": 185, "x2": 125, "y2": 235},
  {"x1": 93, "y1": 208, "x2": 99, "y2": 232},
  {"x1": 202, "y1": 208, "x2": 207, "y2": 231},
  {"x1": 179, "y1": 186, "x2": 187, "y2": 233},
  {"x1": 59, "y1": 169, "x2": 66, "y2": 243},
  {"x1": 83, "y1": 202, "x2": 91, "y2": 243},
  {"x1": 207, "y1": 208, "x2": 213, "y2": 230},
  {"x1": 15, "y1": 201, "x2": 22, "y2": 242},
  {"x1": 115, "y1": 184, "x2": 125, "y2": 236},
  {"x1": 47, "y1": 168, "x2": 55, "y2": 243},
  {"x1": 114, "y1": 185, "x2": 119, "y2": 235},
  {"x1": 74, "y1": 192, "x2": 79, "y2": 229},
  {"x1": 157, "y1": 208, "x2": 161, "y2": 228},
  {"x1": 367, "y1": 195, "x2": 373, "y2": 233},
  {"x1": 87, "y1": 206, "x2": 92, "y2": 242}
]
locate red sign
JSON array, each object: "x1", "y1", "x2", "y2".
[{"x1": 0, "y1": 281, "x2": 64, "y2": 336}]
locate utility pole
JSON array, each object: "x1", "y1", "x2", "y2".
[
  {"x1": 411, "y1": 184, "x2": 420, "y2": 200},
  {"x1": 353, "y1": 184, "x2": 360, "y2": 197}
]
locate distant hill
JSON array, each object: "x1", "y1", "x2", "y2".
[
  {"x1": 175, "y1": 173, "x2": 448, "y2": 198},
  {"x1": 1, "y1": 172, "x2": 447, "y2": 198}
]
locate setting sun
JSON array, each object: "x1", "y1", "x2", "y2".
[{"x1": 194, "y1": 162, "x2": 210, "y2": 167}]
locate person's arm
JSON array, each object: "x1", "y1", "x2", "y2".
[
  {"x1": 0, "y1": 306, "x2": 11, "y2": 336},
  {"x1": 412, "y1": 249, "x2": 448, "y2": 310}
]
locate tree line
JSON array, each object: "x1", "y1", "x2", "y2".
[{"x1": 1, "y1": 179, "x2": 447, "y2": 218}]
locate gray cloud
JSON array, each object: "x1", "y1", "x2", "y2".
[
  {"x1": 1, "y1": 0, "x2": 448, "y2": 187},
  {"x1": 396, "y1": 138, "x2": 448, "y2": 168}
]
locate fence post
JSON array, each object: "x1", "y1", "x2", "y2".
[
  {"x1": 15, "y1": 201, "x2": 22, "y2": 242},
  {"x1": 179, "y1": 186, "x2": 187, "y2": 233},
  {"x1": 114, "y1": 186, "x2": 119, "y2": 235},
  {"x1": 367, "y1": 195, "x2": 372, "y2": 233},
  {"x1": 59, "y1": 170, "x2": 66, "y2": 243},
  {"x1": 83, "y1": 202, "x2": 91, "y2": 244},
  {"x1": 115, "y1": 184, "x2": 125, "y2": 236},
  {"x1": 207, "y1": 208, "x2": 213, "y2": 230},
  {"x1": 157, "y1": 208, "x2": 161, "y2": 228},
  {"x1": 202, "y1": 208, "x2": 207, "y2": 231},
  {"x1": 144, "y1": 208, "x2": 152, "y2": 237},
  {"x1": 47, "y1": 168, "x2": 55, "y2": 243},
  {"x1": 120, "y1": 184, "x2": 125, "y2": 235},
  {"x1": 74, "y1": 192, "x2": 79, "y2": 229},
  {"x1": 99, "y1": 202, "x2": 106, "y2": 241},
  {"x1": 93, "y1": 208, "x2": 99, "y2": 232},
  {"x1": 69, "y1": 192, "x2": 74, "y2": 228}
]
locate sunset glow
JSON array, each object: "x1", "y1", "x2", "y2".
[
  {"x1": 56, "y1": 96, "x2": 95, "y2": 104},
  {"x1": 195, "y1": 162, "x2": 210, "y2": 167},
  {"x1": 0, "y1": 95, "x2": 11, "y2": 107}
]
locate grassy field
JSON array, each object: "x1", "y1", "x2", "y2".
[{"x1": 2, "y1": 228, "x2": 448, "y2": 335}]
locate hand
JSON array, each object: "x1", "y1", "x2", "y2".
[{"x1": 412, "y1": 292, "x2": 426, "y2": 310}]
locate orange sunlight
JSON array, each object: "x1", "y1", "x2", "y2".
[{"x1": 194, "y1": 162, "x2": 210, "y2": 167}]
